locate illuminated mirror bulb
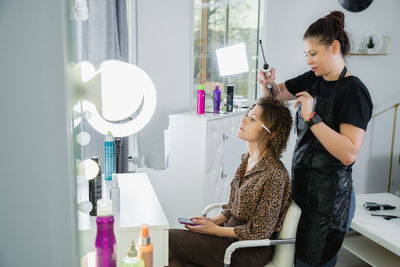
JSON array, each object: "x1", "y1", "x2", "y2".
[
  {"x1": 76, "y1": 131, "x2": 91, "y2": 146},
  {"x1": 78, "y1": 200, "x2": 93, "y2": 214},
  {"x1": 78, "y1": 159, "x2": 100, "y2": 180}
]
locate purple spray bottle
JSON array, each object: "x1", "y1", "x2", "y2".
[
  {"x1": 95, "y1": 199, "x2": 117, "y2": 267},
  {"x1": 213, "y1": 85, "x2": 221, "y2": 113}
]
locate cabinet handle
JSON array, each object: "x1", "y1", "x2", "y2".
[{"x1": 221, "y1": 171, "x2": 227, "y2": 180}]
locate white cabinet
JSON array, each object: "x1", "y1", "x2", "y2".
[{"x1": 142, "y1": 111, "x2": 247, "y2": 227}]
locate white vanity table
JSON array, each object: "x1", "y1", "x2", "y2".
[
  {"x1": 343, "y1": 193, "x2": 400, "y2": 266},
  {"x1": 78, "y1": 173, "x2": 169, "y2": 267}
]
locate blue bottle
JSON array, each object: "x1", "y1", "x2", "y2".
[{"x1": 104, "y1": 131, "x2": 115, "y2": 183}]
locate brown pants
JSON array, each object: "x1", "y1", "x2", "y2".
[{"x1": 168, "y1": 216, "x2": 273, "y2": 267}]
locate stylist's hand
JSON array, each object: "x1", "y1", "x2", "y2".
[
  {"x1": 257, "y1": 68, "x2": 276, "y2": 86},
  {"x1": 185, "y1": 217, "x2": 218, "y2": 235},
  {"x1": 294, "y1": 91, "x2": 314, "y2": 121}
]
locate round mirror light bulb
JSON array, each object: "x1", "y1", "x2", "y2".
[
  {"x1": 78, "y1": 201, "x2": 93, "y2": 214},
  {"x1": 78, "y1": 159, "x2": 100, "y2": 180},
  {"x1": 76, "y1": 131, "x2": 91, "y2": 146}
]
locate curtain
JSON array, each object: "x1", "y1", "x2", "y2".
[
  {"x1": 83, "y1": 0, "x2": 128, "y2": 67},
  {"x1": 74, "y1": 0, "x2": 130, "y2": 173}
]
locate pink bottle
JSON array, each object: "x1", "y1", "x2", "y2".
[
  {"x1": 95, "y1": 199, "x2": 117, "y2": 267},
  {"x1": 197, "y1": 84, "x2": 205, "y2": 114}
]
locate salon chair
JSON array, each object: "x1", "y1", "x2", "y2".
[{"x1": 202, "y1": 201, "x2": 301, "y2": 267}]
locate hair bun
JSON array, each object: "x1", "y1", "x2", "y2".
[{"x1": 325, "y1": 11, "x2": 345, "y2": 29}]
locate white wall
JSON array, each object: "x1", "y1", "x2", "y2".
[
  {"x1": 132, "y1": 0, "x2": 400, "y2": 194},
  {"x1": 263, "y1": 0, "x2": 400, "y2": 194},
  {"x1": 135, "y1": 0, "x2": 194, "y2": 169},
  {"x1": 0, "y1": 1, "x2": 77, "y2": 266}
]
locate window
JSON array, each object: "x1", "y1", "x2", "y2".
[{"x1": 194, "y1": 0, "x2": 262, "y2": 101}]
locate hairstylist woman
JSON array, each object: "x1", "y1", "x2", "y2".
[{"x1": 258, "y1": 11, "x2": 373, "y2": 266}]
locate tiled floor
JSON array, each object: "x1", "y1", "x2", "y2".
[{"x1": 336, "y1": 248, "x2": 371, "y2": 267}]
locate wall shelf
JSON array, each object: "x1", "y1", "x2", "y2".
[{"x1": 350, "y1": 36, "x2": 391, "y2": 56}]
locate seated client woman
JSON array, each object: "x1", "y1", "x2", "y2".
[{"x1": 169, "y1": 97, "x2": 293, "y2": 267}]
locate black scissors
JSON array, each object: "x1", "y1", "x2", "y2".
[{"x1": 371, "y1": 214, "x2": 400, "y2": 220}]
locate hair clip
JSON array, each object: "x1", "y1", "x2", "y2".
[{"x1": 262, "y1": 124, "x2": 271, "y2": 134}]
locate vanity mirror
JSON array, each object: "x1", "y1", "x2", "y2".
[{"x1": 72, "y1": 60, "x2": 157, "y2": 137}]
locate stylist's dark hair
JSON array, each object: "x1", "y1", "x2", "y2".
[
  {"x1": 256, "y1": 97, "x2": 292, "y2": 158},
  {"x1": 304, "y1": 11, "x2": 350, "y2": 57}
]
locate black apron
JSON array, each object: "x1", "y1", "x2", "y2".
[{"x1": 292, "y1": 67, "x2": 353, "y2": 265}]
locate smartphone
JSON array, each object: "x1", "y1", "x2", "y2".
[{"x1": 178, "y1": 217, "x2": 199, "y2": 226}]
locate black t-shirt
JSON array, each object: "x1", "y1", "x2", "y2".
[{"x1": 285, "y1": 70, "x2": 373, "y2": 131}]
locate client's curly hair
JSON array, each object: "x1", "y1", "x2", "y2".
[{"x1": 255, "y1": 97, "x2": 292, "y2": 158}]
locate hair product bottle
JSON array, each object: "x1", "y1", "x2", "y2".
[
  {"x1": 213, "y1": 85, "x2": 221, "y2": 113},
  {"x1": 95, "y1": 199, "x2": 117, "y2": 267},
  {"x1": 104, "y1": 131, "x2": 115, "y2": 198},
  {"x1": 137, "y1": 224, "x2": 153, "y2": 267},
  {"x1": 111, "y1": 174, "x2": 120, "y2": 217},
  {"x1": 226, "y1": 85, "x2": 234, "y2": 112},
  {"x1": 197, "y1": 84, "x2": 205, "y2": 114},
  {"x1": 89, "y1": 157, "x2": 102, "y2": 216},
  {"x1": 120, "y1": 241, "x2": 145, "y2": 267}
]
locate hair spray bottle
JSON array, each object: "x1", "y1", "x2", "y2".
[
  {"x1": 89, "y1": 157, "x2": 102, "y2": 216},
  {"x1": 213, "y1": 85, "x2": 221, "y2": 113},
  {"x1": 226, "y1": 85, "x2": 234, "y2": 112},
  {"x1": 137, "y1": 224, "x2": 153, "y2": 267},
  {"x1": 197, "y1": 84, "x2": 205, "y2": 114},
  {"x1": 104, "y1": 131, "x2": 115, "y2": 199},
  {"x1": 111, "y1": 174, "x2": 120, "y2": 217},
  {"x1": 95, "y1": 199, "x2": 117, "y2": 267}
]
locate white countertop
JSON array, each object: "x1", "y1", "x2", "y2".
[
  {"x1": 351, "y1": 193, "x2": 400, "y2": 256},
  {"x1": 169, "y1": 109, "x2": 248, "y2": 121},
  {"x1": 78, "y1": 173, "x2": 169, "y2": 231}
]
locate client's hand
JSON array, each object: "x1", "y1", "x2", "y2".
[
  {"x1": 185, "y1": 217, "x2": 218, "y2": 235},
  {"x1": 190, "y1": 216, "x2": 213, "y2": 222}
]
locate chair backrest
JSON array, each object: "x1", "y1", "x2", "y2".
[{"x1": 265, "y1": 201, "x2": 302, "y2": 267}]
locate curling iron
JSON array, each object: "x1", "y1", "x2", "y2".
[{"x1": 259, "y1": 39, "x2": 274, "y2": 97}]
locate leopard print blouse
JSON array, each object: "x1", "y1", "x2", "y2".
[{"x1": 221, "y1": 152, "x2": 291, "y2": 240}]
